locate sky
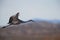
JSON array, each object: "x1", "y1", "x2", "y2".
[{"x1": 0, "y1": 0, "x2": 60, "y2": 26}]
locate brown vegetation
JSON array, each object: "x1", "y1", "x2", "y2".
[{"x1": 0, "y1": 22, "x2": 60, "y2": 40}]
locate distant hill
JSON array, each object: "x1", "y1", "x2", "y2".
[
  {"x1": 33, "y1": 18, "x2": 60, "y2": 23},
  {"x1": 0, "y1": 21, "x2": 60, "y2": 40}
]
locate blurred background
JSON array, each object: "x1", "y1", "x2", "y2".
[{"x1": 0, "y1": 0, "x2": 60, "y2": 26}]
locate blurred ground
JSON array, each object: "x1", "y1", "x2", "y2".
[{"x1": 0, "y1": 21, "x2": 60, "y2": 40}]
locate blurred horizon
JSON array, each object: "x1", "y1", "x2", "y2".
[{"x1": 0, "y1": 0, "x2": 60, "y2": 26}]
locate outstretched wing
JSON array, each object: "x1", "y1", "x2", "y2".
[{"x1": 8, "y1": 16, "x2": 13, "y2": 24}]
